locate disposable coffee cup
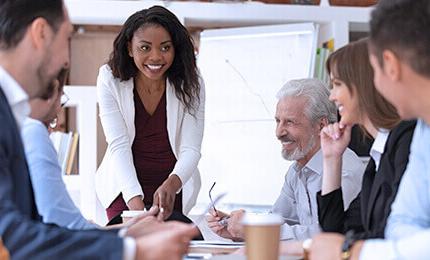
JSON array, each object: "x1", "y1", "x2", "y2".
[
  {"x1": 121, "y1": 210, "x2": 146, "y2": 223},
  {"x1": 242, "y1": 213, "x2": 283, "y2": 260}
]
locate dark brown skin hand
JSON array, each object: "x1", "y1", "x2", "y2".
[{"x1": 153, "y1": 174, "x2": 182, "y2": 220}]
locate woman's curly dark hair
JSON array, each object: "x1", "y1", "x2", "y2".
[{"x1": 108, "y1": 5, "x2": 200, "y2": 113}]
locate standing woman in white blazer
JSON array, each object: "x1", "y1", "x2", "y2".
[{"x1": 95, "y1": 6, "x2": 205, "y2": 221}]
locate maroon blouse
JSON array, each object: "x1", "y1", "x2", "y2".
[
  {"x1": 106, "y1": 88, "x2": 182, "y2": 221},
  {"x1": 132, "y1": 88, "x2": 182, "y2": 210}
]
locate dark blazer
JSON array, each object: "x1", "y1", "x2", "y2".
[
  {"x1": 317, "y1": 120, "x2": 416, "y2": 239},
  {"x1": 0, "y1": 87, "x2": 123, "y2": 259}
]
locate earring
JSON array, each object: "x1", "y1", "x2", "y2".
[{"x1": 49, "y1": 117, "x2": 58, "y2": 129}]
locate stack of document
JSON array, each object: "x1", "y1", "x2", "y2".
[{"x1": 188, "y1": 240, "x2": 244, "y2": 255}]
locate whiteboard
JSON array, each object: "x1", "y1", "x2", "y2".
[{"x1": 195, "y1": 23, "x2": 318, "y2": 210}]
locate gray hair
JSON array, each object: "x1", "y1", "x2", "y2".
[{"x1": 276, "y1": 78, "x2": 337, "y2": 124}]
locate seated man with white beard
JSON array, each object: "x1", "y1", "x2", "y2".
[{"x1": 207, "y1": 79, "x2": 365, "y2": 241}]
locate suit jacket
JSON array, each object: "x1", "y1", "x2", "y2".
[
  {"x1": 317, "y1": 120, "x2": 416, "y2": 239},
  {"x1": 95, "y1": 65, "x2": 205, "y2": 213},
  {"x1": 0, "y1": 87, "x2": 123, "y2": 259}
]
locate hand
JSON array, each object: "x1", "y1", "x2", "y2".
[
  {"x1": 123, "y1": 206, "x2": 161, "y2": 238},
  {"x1": 153, "y1": 174, "x2": 182, "y2": 220},
  {"x1": 104, "y1": 206, "x2": 159, "y2": 230},
  {"x1": 206, "y1": 209, "x2": 233, "y2": 239},
  {"x1": 135, "y1": 222, "x2": 198, "y2": 260},
  {"x1": 0, "y1": 238, "x2": 10, "y2": 260},
  {"x1": 127, "y1": 195, "x2": 145, "y2": 211},
  {"x1": 280, "y1": 240, "x2": 304, "y2": 256},
  {"x1": 320, "y1": 123, "x2": 352, "y2": 159},
  {"x1": 226, "y1": 209, "x2": 245, "y2": 241},
  {"x1": 309, "y1": 233, "x2": 344, "y2": 260}
]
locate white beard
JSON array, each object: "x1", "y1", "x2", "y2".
[{"x1": 281, "y1": 133, "x2": 317, "y2": 161}]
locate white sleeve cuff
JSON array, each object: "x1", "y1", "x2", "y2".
[
  {"x1": 280, "y1": 224, "x2": 294, "y2": 240},
  {"x1": 360, "y1": 240, "x2": 398, "y2": 260},
  {"x1": 122, "y1": 184, "x2": 144, "y2": 205},
  {"x1": 122, "y1": 237, "x2": 136, "y2": 260}
]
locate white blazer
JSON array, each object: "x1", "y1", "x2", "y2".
[{"x1": 95, "y1": 64, "x2": 205, "y2": 214}]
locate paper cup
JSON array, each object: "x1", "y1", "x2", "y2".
[
  {"x1": 242, "y1": 213, "x2": 283, "y2": 260},
  {"x1": 121, "y1": 210, "x2": 146, "y2": 223}
]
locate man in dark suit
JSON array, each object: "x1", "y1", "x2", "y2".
[{"x1": 0, "y1": 1, "x2": 196, "y2": 259}]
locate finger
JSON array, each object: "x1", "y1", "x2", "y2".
[
  {"x1": 212, "y1": 225, "x2": 226, "y2": 233},
  {"x1": 183, "y1": 226, "x2": 200, "y2": 239},
  {"x1": 230, "y1": 209, "x2": 245, "y2": 217},
  {"x1": 321, "y1": 126, "x2": 331, "y2": 138},
  {"x1": 206, "y1": 214, "x2": 215, "y2": 221},
  {"x1": 322, "y1": 124, "x2": 336, "y2": 140},
  {"x1": 329, "y1": 124, "x2": 341, "y2": 140},
  {"x1": 209, "y1": 208, "x2": 217, "y2": 217},
  {"x1": 157, "y1": 210, "x2": 165, "y2": 222},
  {"x1": 332, "y1": 122, "x2": 343, "y2": 140},
  {"x1": 206, "y1": 216, "x2": 222, "y2": 224},
  {"x1": 148, "y1": 205, "x2": 159, "y2": 216},
  {"x1": 159, "y1": 192, "x2": 168, "y2": 215},
  {"x1": 327, "y1": 124, "x2": 336, "y2": 139},
  {"x1": 206, "y1": 215, "x2": 220, "y2": 222},
  {"x1": 207, "y1": 221, "x2": 223, "y2": 229},
  {"x1": 153, "y1": 192, "x2": 160, "y2": 207},
  {"x1": 163, "y1": 195, "x2": 174, "y2": 220}
]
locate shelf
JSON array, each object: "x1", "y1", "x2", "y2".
[
  {"x1": 65, "y1": 0, "x2": 372, "y2": 49},
  {"x1": 65, "y1": 0, "x2": 372, "y2": 27}
]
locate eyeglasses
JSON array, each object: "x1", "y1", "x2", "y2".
[
  {"x1": 193, "y1": 192, "x2": 226, "y2": 227},
  {"x1": 209, "y1": 182, "x2": 219, "y2": 215},
  {"x1": 60, "y1": 92, "x2": 70, "y2": 107}
]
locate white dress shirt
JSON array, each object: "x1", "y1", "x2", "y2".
[
  {"x1": 0, "y1": 66, "x2": 30, "y2": 128},
  {"x1": 271, "y1": 148, "x2": 365, "y2": 240},
  {"x1": 369, "y1": 130, "x2": 389, "y2": 171}
]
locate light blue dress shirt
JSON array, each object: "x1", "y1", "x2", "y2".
[
  {"x1": 359, "y1": 120, "x2": 430, "y2": 259},
  {"x1": 385, "y1": 119, "x2": 430, "y2": 239},
  {"x1": 21, "y1": 117, "x2": 97, "y2": 230}
]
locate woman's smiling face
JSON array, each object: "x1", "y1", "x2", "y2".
[
  {"x1": 128, "y1": 24, "x2": 175, "y2": 81},
  {"x1": 329, "y1": 72, "x2": 360, "y2": 126}
]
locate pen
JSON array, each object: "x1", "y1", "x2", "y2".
[{"x1": 218, "y1": 216, "x2": 230, "y2": 227}]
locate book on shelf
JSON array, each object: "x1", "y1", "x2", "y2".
[
  {"x1": 314, "y1": 39, "x2": 334, "y2": 85},
  {"x1": 49, "y1": 131, "x2": 79, "y2": 175}
]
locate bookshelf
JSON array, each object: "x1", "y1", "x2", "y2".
[{"x1": 61, "y1": 86, "x2": 104, "y2": 223}]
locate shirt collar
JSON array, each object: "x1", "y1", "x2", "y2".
[
  {"x1": 24, "y1": 117, "x2": 44, "y2": 127},
  {"x1": 0, "y1": 66, "x2": 30, "y2": 128},
  {"x1": 293, "y1": 149, "x2": 323, "y2": 175},
  {"x1": 369, "y1": 129, "x2": 390, "y2": 170}
]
